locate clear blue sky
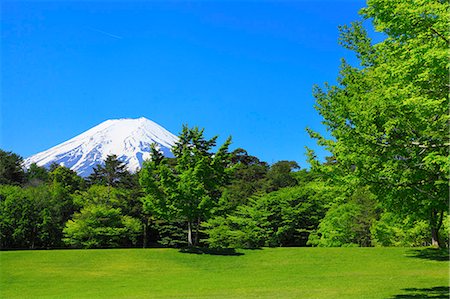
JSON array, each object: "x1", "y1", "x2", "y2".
[{"x1": 2, "y1": 0, "x2": 371, "y2": 168}]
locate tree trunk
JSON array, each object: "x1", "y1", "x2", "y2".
[
  {"x1": 430, "y1": 209, "x2": 444, "y2": 248},
  {"x1": 431, "y1": 226, "x2": 440, "y2": 247},
  {"x1": 193, "y1": 217, "x2": 200, "y2": 247},
  {"x1": 143, "y1": 217, "x2": 148, "y2": 248},
  {"x1": 187, "y1": 221, "x2": 193, "y2": 247},
  {"x1": 31, "y1": 226, "x2": 36, "y2": 249}
]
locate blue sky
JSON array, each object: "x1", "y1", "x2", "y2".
[{"x1": 2, "y1": 0, "x2": 371, "y2": 168}]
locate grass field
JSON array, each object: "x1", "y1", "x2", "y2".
[{"x1": 1, "y1": 247, "x2": 448, "y2": 298}]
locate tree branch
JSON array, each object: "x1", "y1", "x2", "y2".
[{"x1": 430, "y1": 27, "x2": 449, "y2": 44}]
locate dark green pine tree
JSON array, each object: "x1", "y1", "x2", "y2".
[
  {"x1": 0, "y1": 150, "x2": 26, "y2": 186},
  {"x1": 88, "y1": 155, "x2": 131, "y2": 188},
  {"x1": 26, "y1": 163, "x2": 49, "y2": 186}
]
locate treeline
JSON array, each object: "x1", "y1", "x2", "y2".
[
  {"x1": 0, "y1": 126, "x2": 447, "y2": 250},
  {"x1": 0, "y1": 129, "x2": 317, "y2": 249}
]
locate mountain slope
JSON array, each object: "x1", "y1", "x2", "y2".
[{"x1": 24, "y1": 117, "x2": 178, "y2": 176}]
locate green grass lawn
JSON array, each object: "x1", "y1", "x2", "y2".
[{"x1": 1, "y1": 247, "x2": 448, "y2": 298}]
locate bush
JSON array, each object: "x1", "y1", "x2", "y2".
[
  {"x1": 371, "y1": 212, "x2": 441, "y2": 247},
  {"x1": 63, "y1": 205, "x2": 141, "y2": 248}
]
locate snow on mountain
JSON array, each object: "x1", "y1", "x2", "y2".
[{"x1": 24, "y1": 117, "x2": 178, "y2": 177}]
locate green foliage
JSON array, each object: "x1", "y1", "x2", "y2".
[
  {"x1": 140, "y1": 125, "x2": 232, "y2": 246},
  {"x1": 150, "y1": 220, "x2": 187, "y2": 248},
  {"x1": 308, "y1": 187, "x2": 378, "y2": 247},
  {"x1": 264, "y1": 160, "x2": 299, "y2": 192},
  {"x1": 0, "y1": 150, "x2": 25, "y2": 186},
  {"x1": 64, "y1": 185, "x2": 142, "y2": 248},
  {"x1": 216, "y1": 153, "x2": 300, "y2": 216},
  {"x1": 87, "y1": 154, "x2": 136, "y2": 188},
  {"x1": 49, "y1": 166, "x2": 84, "y2": 193},
  {"x1": 216, "y1": 148, "x2": 268, "y2": 214},
  {"x1": 308, "y1": 203, "x2": 360, "y2": 247},
  {"x1": 72, "y1": 185, "x2": 126, "y2": 208},
  {"x1": 63, "y1": 205, "x2": 141, "y2": 248},
  {"x1": 309, "y1": 0, "x2": 449, "y2": 247},
  {"x1": 25, "y1": 163, "x2": 49, "y2": 186},
  {"x1": 205, "y1": 183, "x2": 327, "y2": 248},
  {"x1": 0, "y1": 184, "x2": 75, "y2": 249},
  {"x1": 0, "y1": 185, "x2": 37, "y2": 248},
  {"x1": 371, "y1": 212, "x2": 449, "y2": 247},
  {"x1": 203, "y1": 214, "x2": 267, "y2": 249}
]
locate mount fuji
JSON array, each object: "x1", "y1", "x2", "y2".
[{"x1": 24, "y1": 117, "x2": 178, "y2": 177}]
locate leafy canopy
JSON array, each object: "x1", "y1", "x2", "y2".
[
  {"x1": 140, "y1": 125, "x2": 232, "y2": 246},
  {"x1": 309, "y1": 0, "x2": 449, "y2": 246}
]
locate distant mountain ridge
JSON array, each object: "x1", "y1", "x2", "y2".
[{"x1": 24, "y1": 117, "x2": 178, "y2": 176}]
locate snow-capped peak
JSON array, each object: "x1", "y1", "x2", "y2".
[{"x1": 24, "y1": 117, "x2": 178, "y2": 176}]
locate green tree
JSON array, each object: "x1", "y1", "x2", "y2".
[
  {"x1": 49, "y1": 166, "x2": 84, "y2": 193},
  {"x1": 63, "y1": 205, "x2": 141, "y2": 248},
  {"x1": 86, "y1": 155, "x2": 145, "y2": 245},
  {"x1": 370, "y1": 212, "x2": 427, "y2": 247},
  {"x1": 87, "y1": 155, "x2": 135, "y2": 188},
  {"x1": 0, "y1": 183, "x2": 76, "y2": 249},
  {"x1": 309, "y1": 0, "x2": 449, "y2": 247},
  {"x1": 0, "y1": 150, "x2": 25, "y2": 186},
  {"x1": 0, "y1": 185, "x2": 38, "y2": 248},
  {"x1": 63, "y1": 185, "x2": 142, "y2": 248},
  {"x1": 370, "y1": 212, "x2": 449, "y2": 247},
  {"x1": 25, "y1": 163, "x2": 49, "y2": 186},
  {"x1": 308, "y1": 187, "x2": 378, "y2": 247},
  {"x1": 264, "y1": 160, "x2": 300, "y2": 192},
  {"x1": 205, "y1": 182, "x2": 327, "y2": 248},
  {"x1": 217, "y1": 148, "x2": 269, "y2": 214},
  {"x1": 203, "y1": 209, "x2": 268, "y2": 249},
  {"x1": 140, "y1": 126, "x2": 232, "y2": 247}
]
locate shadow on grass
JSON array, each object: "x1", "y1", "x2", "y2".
[
  {"x1": 407, "y1": 248, "x2": 449, "y2": 262},
  {"x1": 390, "y1": 286, "x2": 449, "y2": 298},
  {"x1": 179, "y1": 247, "x2": 244, "y2": 256}
]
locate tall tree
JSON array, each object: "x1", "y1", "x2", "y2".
[
  {"x1": 0, "y1": 150, "x2": 25, "y2": 186},
  {"x1": 218, "y1": 148, "x2": 269, "y2": 214},
  {"x1": 309, "y1": 0, "x2": 449, "y2": 247},
  {"x1": 265, "y1": 160, "x2": 300, "y2": 192},
  {"x1": 0, "y1": 183, "x2": 76, "y2": 249},
  {"x1": 25, "y1": 163, "x2": 49, "y2": 186},
  {"x1": 87, "y1": 155, "x2": 132, "y2": 188},
  {"x1": 49, "y1": 166, "x2": 84, "y2": 193},
  {"x1": 140, "y1": 126, "x2": 232, "y2": 246}
]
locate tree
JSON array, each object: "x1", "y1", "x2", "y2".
[
  {"x1": 0, "y1": 185, "x2": 38, "y2": 249},
  {"x1": 64, "y1": 185, "x2": 142, "y2": 248},
  {"x1": 370, "y1": 212, "x2": 431, "y2": 247},
  {"x1": 87, "y1": 155, "x2": 146, "y2": 244},
  {"x1": 25, "y1": 163, "x2": 49, "y2": 186},
  {"x1": 0, "y1": 183, "x2": 76, "y2": 249},
  {"x1": 0, "y1": 150, "x2": 25, "y2": 186},
  {"x1": 217, "y1": 148, "x2": 269, "y2": 214},
  {"x1": 264, "y1": 160, "x2": 300, "y2": 192},
  {"x1": 140, "y1": 126, "x2": 232, "y2": 247},
  {"x1": 63, "y1": 205, "x2": 141, "y2": 248},
  {"x1": 309, "y1": 0, "x2": 449, "y2": 247},
  {"x1": 87, "y1": 155, "x2": 134, "y2": 188},
  {"x1": 205, "y1": 181, "x2": 327, "y2": 248},
  {"x1": 307, "y1": 187, "x2": 379, "y2": 247},
  {"x1": 49, "y1": 166, "x2": 84, "y2": 193}
]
